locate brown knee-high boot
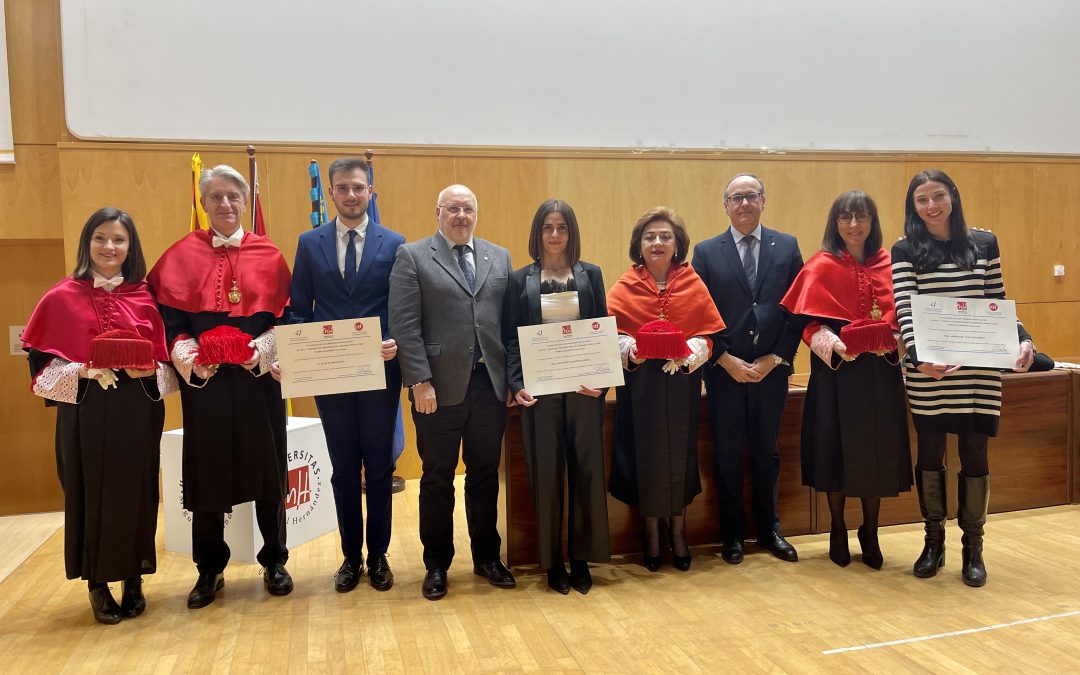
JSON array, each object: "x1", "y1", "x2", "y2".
[
  {"x1": 913, "y1": 467, "x2": 947, "y2": 578},
  {"x1": 957, "y1": 473, "x2": 990, "y2": 587}
]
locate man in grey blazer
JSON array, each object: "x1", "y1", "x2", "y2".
[{"x1": 389, "y1": 184, "x2": 514, "y2": 600}]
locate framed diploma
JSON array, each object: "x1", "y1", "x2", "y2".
[
  {"x1": 276, "y1": 317, "x2": 386, "y2": 399},
  {"x1": 910, "y1": 295, "x2": 1020, "y2": 369},
  {"x1": 517, "y1": 316, "x2": 624, "y2": 397}
]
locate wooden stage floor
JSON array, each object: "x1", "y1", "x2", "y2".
[{"x1": 1, "y1": 479, "x2": 1078, "y2": 673}]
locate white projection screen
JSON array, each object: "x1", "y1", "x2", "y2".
[{"x1": 60, "y1": 0, "x2": 1080, "y2": 154}]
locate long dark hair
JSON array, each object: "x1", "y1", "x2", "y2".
[
  {"x1": 72, "y1": 207, "x2": 148, "y2": 282},
  {"x1": 903, "y1": 169, "x2": 977, "y2": 272},
  {"x1": 822, "y1": 190, "x2": 883, "y2": 258},
  {"x1": 528, "y1": 199, "x2": 581, "y2": 266}
]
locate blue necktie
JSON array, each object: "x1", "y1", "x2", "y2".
[
  {"x1": 741, "y1": 235, "x2": 757, "y2": 290},
  {"x1": 454, "y1": 244, "x2": 475, "y2": 292},
  {"x1": 344, "y1": 229, "x2": 358, "y2": 289}
]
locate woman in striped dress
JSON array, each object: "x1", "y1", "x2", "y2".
[{"x1": 891, "y1": 169, "x2": 1034, "y2": 587}]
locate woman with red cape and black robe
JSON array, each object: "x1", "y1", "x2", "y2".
[{"x1": 23, "y1": 207, "x2": 175, "y2": 624}]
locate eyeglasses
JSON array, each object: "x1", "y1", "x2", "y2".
[
  {"x1": 206, "y1": 192, "x2": 244, "y2": 205},
  {"x1": 642, "y1": 232, "x2": 675, "y2": 243},
  {"x1": 332, "y1": 184, "x2": 369, "y2": 196},
  {"x1": 439, "y1": 204, "x2": 476, "y2": 216},
  {"x1": 726, "y1": 192, "x2": 762, "y2": 206},
  {"x1": 837, "y1": 211, "x2": 871, "y2": 224}
]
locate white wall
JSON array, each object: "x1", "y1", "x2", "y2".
[{"x1": 61, "y1": 0, "x2": 1080, "y2": 153}]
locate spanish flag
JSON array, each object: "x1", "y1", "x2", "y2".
[{"x1": 190, "y1": 152, "x2": 210, "y2": 231}]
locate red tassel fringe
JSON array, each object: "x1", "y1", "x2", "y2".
[
  {"x1": 635, "y1": 319, "x2": 691, "y2": 359},
  {"x1": 195, "y1": 325, "x2": 255, "y2": 365},
  {"x1": 89, "y1": 329, "x2": 156, "y2": 370},
  {"x1": 840, "y1": 319, "x2": 895, "y2": 356}
]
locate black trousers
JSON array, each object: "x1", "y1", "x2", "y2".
[
  {"x1": 192, "y1": 499, "x2": 288, "y2": 575},
  {"x1": 521, "y1": 392, "x2": 610, "y2": 569},
  {"x1": 705, "y1": 365, "x2": 789, "y2": 543},
  {"x1": 315, "y1": 361, "x2": 401, "y2": 565},
  {"x1": 413, "y1": 365, "x2": 507, "y2": 571}
]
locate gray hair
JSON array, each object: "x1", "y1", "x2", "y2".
[
  {"x1": 436, "y1": 184, "x2": 478, "y2": 210},
  {"x1": 723, "y1": 173, "x2": 765, "y2": 199},
  {"x1": 199, "y1": 164, "x2": 250, "y2": 201}
]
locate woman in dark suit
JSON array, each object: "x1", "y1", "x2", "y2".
[{"x1": 503, "y1": 199, "x2": 610, "y2": 595}]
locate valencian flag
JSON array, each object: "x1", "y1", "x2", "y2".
[
  {"x1": 367, "y1": 155, "x2": 406, "y2": 463},
  {"x1": 308, "y1": 160, "x2": 328, "y2": 228},
  {"x1": 190, "y1": 152, "x2": 210, "y2": 231},
  {"x1": 247, "y1": 146, "x2": 267, "y2": 236}
]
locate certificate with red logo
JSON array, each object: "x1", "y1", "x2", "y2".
[
  {"x1": 277, "y1": 317, "x2": 386, "y2": 398},
  {"x1": 910, "y1": 295, "x2": 1020, "y2": 369},
  {"x1": 518, "y1": 316, "x2": 624, "y2": 396}
]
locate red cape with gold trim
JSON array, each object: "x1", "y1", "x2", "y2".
[
  {"x1": 780, "y1": 248, "x2": 898, "y2": 329},
  {"x1": 22, "y1": 277, "x2": 169, "y2": 364},
  {"x1": 147, "y1": 229, "x2": 290, "y2": 318},
  {"x1": 607, "y1": 262, "x2": 726, "y2": 339}
]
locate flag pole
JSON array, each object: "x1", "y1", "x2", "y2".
[{"x1": 247, "y1": 145, "x2": 257, "y2": 233}]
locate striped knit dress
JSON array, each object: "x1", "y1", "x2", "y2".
[{"x1": 891, "y1": 230, "x2": 1030, "y2": 436}]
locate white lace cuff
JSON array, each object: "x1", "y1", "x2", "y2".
[
  {"x1": 156, "y1": 362, "x2": 179, "y2": 397},
  {"x1": 32, "y1": 358, "x2": 83, "y2": 404},
  {"x1": 684, "y1": 337, "x2": 709, "y2": 373},
  {"x1": 810, "y1": 326, "x2": 841, "y2": 364},
  {"x1": 252, "y1": 329, "x2": 276, "y2": 377},
  {"x1": 171, "y1": 337, "x2": 203, "y2": 386},
  {"x1": 618, "y1": 334, "x2": 638, "y2": 370}
]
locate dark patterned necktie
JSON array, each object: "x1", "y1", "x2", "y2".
[
  {"x1": 741, "y1": 235, "x2": 757, "y2": 289},
  {"x1": 454, "y1": 244, "x2": 475, "y2": 291}
]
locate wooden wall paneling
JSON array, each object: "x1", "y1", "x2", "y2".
[
  {"x1": 0, "y1": 144, "x2": 60, "y2": 239},
  {"x1": 5, "y1": 0, "x2": 65, "y2": 144},
  {"x1": 1071, "y1": 370, "x2": 1079, "y2": 504},
  {"x1": 1030, "y1": 163, "x2": 1080, "y2": 303},
  {"x1": 0, "y1": 240, "x2": 66, "y2": 515},
  {"x1": 1015, "y1": 301, "x2": 1080, "y2": 360}
]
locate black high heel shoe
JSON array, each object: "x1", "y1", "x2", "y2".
[
  {"x1": 829, "y1": 527, "x2": 851, "y2": 567},
  {"x1": 858, "y1": 525, "x2": 883, "y2": 570},
  {"x1": 668, "y1": 530, "x2": 691, "y2": 571},
  {"x1": 547, "y1": 564, "x2": 571, "y2": 594}
]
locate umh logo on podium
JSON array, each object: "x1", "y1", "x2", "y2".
[{"x1": 162, "y1": 417, "x2": 338, "y2": 563}]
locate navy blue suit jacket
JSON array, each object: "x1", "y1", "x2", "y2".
[
  {"x1": 691, "y1": 225, "x2": 803, "y2": 368},
  {"x1": 289, "y1": 219, "x2": 405, "y2": 338}
]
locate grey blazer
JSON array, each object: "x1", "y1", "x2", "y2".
[{"x1": 389, "y1": 232, "x2": 512, "y2": 406}]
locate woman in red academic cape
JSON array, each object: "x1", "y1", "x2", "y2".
[
  {"x1": 22, "y1": 207, "x2": 176, "y2": 625},
  {"x1": 780, "y1": 190, "x2": 912, "y2": 571},
  {"x1": 147, "y1": 164, "x2": 292, "y2": 609},
  {"x1": 606, "y1": 206, "x2": 725, "y2": 573}
]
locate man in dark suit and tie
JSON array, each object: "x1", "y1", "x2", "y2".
[
  {"x1": 691, "y1": 173, "x2": 804, "y2": 565},
  {"x1": 389, "y1": 184, "x2": 514, "y2": 600},
  {"x1": 289, "y1": 157, "x2": 405, "y2": 592}
]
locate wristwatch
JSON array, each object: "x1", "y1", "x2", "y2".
[{"x1": 771, "y1": 354, "x2": 790, "y2": 367}]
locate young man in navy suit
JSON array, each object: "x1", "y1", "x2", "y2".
[
  {"x1": 289, "y1": 157, "x2": 405, "y2": 592},
  {"x1": 691, "y1": 173, "x2": 804, "y2": 565}
]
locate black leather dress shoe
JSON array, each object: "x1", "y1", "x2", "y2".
[
  {"x1": 335, "y1": 559, "x2": 363, "y2": 593},
  {"x1": 368, "y1": 555, "x2": 394, "y2": 592},
  {"x1": 119, "y1": 577, "x2": 146, "y2": 618},
  {"x1": 264, "y1": 563, "x2": 294, "y2": 596},
  {"x1": 187, "y1": 573, "x2": 224, "y2": 609},
  {"x1": 569, "y1": 560, "x2": 593, "y2": 595},
  {"x1": 422, "y1": 569, "x2": 448, "y2": 600},
  {"x1": 89, "y1": 585, "x2": 122, "y2": 625},
  {"x1": 473, "y1": 559, "x2": 517, "y2": 588},
  {"x1": 720, "y1": 540, "x2": 744, "y2": 565},
  {"x1": 759, "y1": 531, "x2": 799, "y2": 562}
]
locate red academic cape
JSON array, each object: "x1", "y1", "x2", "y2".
[
  {"x1": 147, "y1": 229, "x2": 290, "y2": 319},
  {"x1": 607, "y1": 262, "x2": 726, "y2": 346},
  {"x1": 780, "y1": 248, "x2": 898, "y2": 344},
  {"x1": 22, "y1": 277, "x2": 169, "y2": 366}
]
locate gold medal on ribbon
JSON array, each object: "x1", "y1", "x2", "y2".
[
  {"x1": 869, "y1": 299, "x2": 882, "y2": 321},
  {"x1": 228, "y1": 280, "x2": 242, "y2": 304}
]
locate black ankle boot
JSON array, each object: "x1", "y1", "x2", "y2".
[
  {"x1": 958, "y1": 473, "x2": 990, "y2": 587},
  {"x1": 88, "y1": 583, "x2": 122, "y2": 625},
  {"x1": 547, "y1": 564, "x2": 571, "y2": 595},
  {"x1": 913, "y1": 467, "x2": 947, "y2": 578},
  {"x1": 120, "y1": 577, "x2": 146, "y2": 618},
  {"x1": 829, "y1": 526, "x2": 850, "y2": 567}
]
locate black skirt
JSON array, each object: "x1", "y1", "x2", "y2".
[
  {"x1": 801, "y1": 351, "x2": 913, "y2": 497},
  {"x1": 55, "y1": 373, "x2": 164, "y2": 582},
  {"x1": 610, "y1": 360, "x2": 702, "y2": 517}
]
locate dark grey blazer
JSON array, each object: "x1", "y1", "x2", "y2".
[{"x1": 389, "y1": 232, "x2": 511, "y2": 406}]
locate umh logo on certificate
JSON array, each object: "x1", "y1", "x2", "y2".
[
  {"x1": 276, "y1": 317, "x2": 387, "y2": 398},
  {"x1": 910, "y1": 295, "x2": 1020, "y2": 369},
  {"x1": 518, "y1": 316, "x2": 624, "y2": 396}
]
